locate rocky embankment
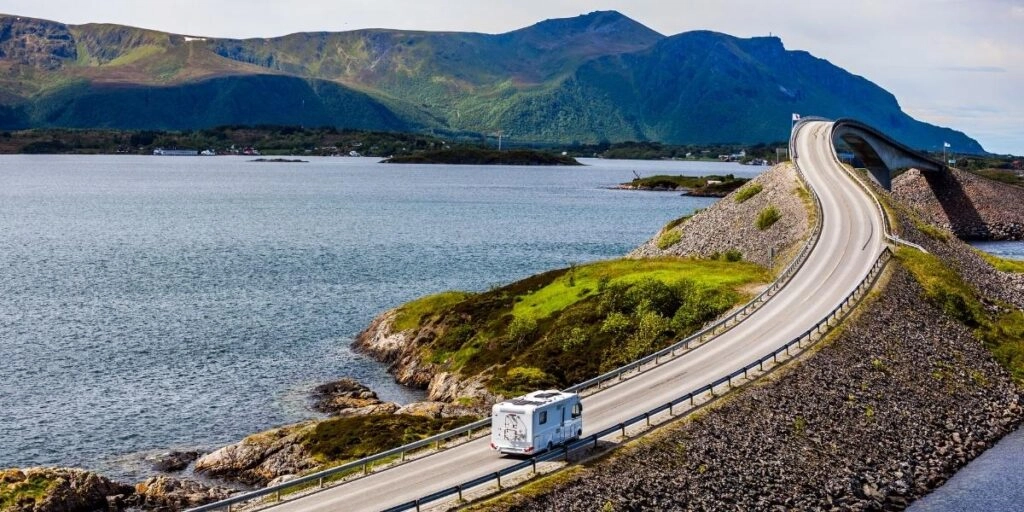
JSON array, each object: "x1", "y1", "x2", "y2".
[
  {"x1": 893, "y1": 168, "x2": 1024, "y2": 240},
  {"x1": 488, "y1": 252, "x2": 1023, "y2": 510},
  {"x1": 0, "y1": 468, "x2": 233, "y2": 512},
  {"x1": 354, "y1": 310, "x2": 498, "y2": 411},
  {"x1": 629, "y1": 163, "x2": 811, "y2": 267}
]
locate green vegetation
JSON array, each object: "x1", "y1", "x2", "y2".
[
  {"x1": 662, "y1": 213, "x2": 696, "y2": 232},
  {"x1": 657, "y1": 230, "x2": 682, "y2": 250},
  {"x1": 301, "y1": 415, "x2": 478, "y2": 464},
  {"x1": 394, "y1": 258, "x2": 767, "y2": 396},
  {"x1": 624, "y1": 174, "x2": 748, "y2": 197},
  {"x1": 755, "y1": 206, "x2": 781, "y2": 230},
  {"x1": 0, "y1": 126, "x2": 450, "y2": 156},
  {"x1": 383, "y1": 148, "x2": 580, "y2": 166},
  {"x1": 896, "y1": 248, "x2": 1024, "y2": 383},
  {"x1": 975, "y1": 250, "x2": 1024, "y2": 274},
  {"x1": 393, "y1": 291, "x2": 474, "y2": 332},
  {"x1": 733, "y1": 183, "x2": 763, "y2": 203},
  {"x1": 0, "y1": 472, "x2": 56, "y2": 510}
]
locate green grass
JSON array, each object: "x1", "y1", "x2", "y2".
[
  {"x1": 976, "y1": 250, "x2": 1024, "y2": 274},
  {"x1": 384, "y1": 257, "x2": 768, "y2": 395},
  {"x1": 662, "y1": 213, "x2": 695, "y2": 232},
  {"x1": 734, "y1": 183, "x2": 763, "y2": 203},
  {"x1": 896, "y1": 247, "x2": 1024, "y2": 383},
  {"x1": 657, "y1": 230, "x2": 682, "y2": 250},
  {"x1": 393, "y1": 291, "x2": 474, "y2": 331},
  {"x1": 0, "y1": 472, "x2": 57, "y2": 510},
  {"x1": 301, "y1": 414, "x2": 478, "y2": 464},
  {"x1": 511, "y1": 258, "x2": 767, "y2": 321},
  {"x1": 755, "y1": 206, "x2": 781, "y2": 230}
]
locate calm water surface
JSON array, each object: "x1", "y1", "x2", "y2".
[{"x1": 0, "y1": 155, "x2": 760, "y2": 480}]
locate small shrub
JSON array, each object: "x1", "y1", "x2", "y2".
[
  {"x1": 625, "y1": 310, "x2": 670, "y2": 360},
  {"x1": 657, "y1": 230, "x2": 682, "y2": 250},
  {"x1": 723, "y1": 249, "x2": 743, "y2": 262},
  {"x1": 558, "y1": 327, "x2": 588, "y2": 352},
  {"x1": 503, "y1": 366, "x2": 557, "y2": 394},
  {"x1": 663, "y1": 214, "x2": 692, "y2": 232},
  {"x1": 756, "y1": 206, "x2": 781, "y2": 230},
  {"x1": 506, "y1": 316, "x2": 538, "y2": 348},
  {"x1": 734, "y1": 183, "x2": 763, "y2": 203},
  {"x1": 600, "y1": 311, "x2": 633, "y2": 340}
]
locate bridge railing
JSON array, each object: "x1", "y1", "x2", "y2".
[
  {"x1": 190, "y1": 129, "x2": 829, "y2": 512},
  {"x1": 824, "y1": 123, "x2": 928, "y2": 254}
]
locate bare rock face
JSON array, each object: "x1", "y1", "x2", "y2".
[
  {"x1": 192, "y1": 423, "x2": 318, "y2": 486},
  {"x1": 0, "y1": 16, "x2": 77, "y2": 71},
  {"x1": 311, "y1": 377, "x2": 399, "y2": 415},
  {"x1": 629, "y1": 163, "x2": 811, "y2": 267},
  {"x1": 0, "y1": 467, "x2": 134, "y2": 512},
  {"x1": 893, "y1": 168, "x2": 1024, "y2": 240},
  {"x1": 132, "y1": 476, "x2": 234, "y2": 511},
  {"x1": 394, "y1": 401, "x2": 479, "y2": 419}
]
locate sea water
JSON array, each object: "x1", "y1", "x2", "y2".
[{"x1": 0, "y1": 155, "x2": 759, "y2": 481}]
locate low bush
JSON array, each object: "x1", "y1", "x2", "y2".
[
  {"x1": 756, "y1": 206, "x2": 781, "y2": 230},
  {"x1": 657, "y1": 230, "x2": 682, "y2": 250},
  {"x1": 302, "y1": 415, "x2": 478, "y2": 463},
  {"x1": 734, "y1": 183, "x2": 763, "y2": 203}
]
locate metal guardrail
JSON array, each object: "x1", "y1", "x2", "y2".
[
  {"x1": 380, "y1": 249, "x2": 893, "y2": 512},
  {"x1": 191, "y1": 125, "x2": 829, "y2": 512}
]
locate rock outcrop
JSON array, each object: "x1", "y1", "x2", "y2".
[
  {"x1": 192, "y1": 424, "x2": 318, "y2": 487},
  {"x1": 629, "y1": 163, "x2": 812, "y2": 267},
  {"x1": 130, "y1": 476, "x2": 234, "y2": 511},
  {"x1": 0, "y1": 467, "x2": 133, "y2": 512},
  {"x1": 310, "y1": 377, "x2": 400, "y2": 416},
  {"x1": 893, "y1": 168, "x2": 1024, "y2": 240},
  {"x1": 353, "y1": 311, "x2": 498, "y2": 412},
  {"x1": 146, "y1": 451, "x2": 200, "y2": 473}
]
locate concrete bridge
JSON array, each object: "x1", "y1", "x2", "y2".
[{"x1": 831, "y1": 118, "x2": 946, "y2": 190}]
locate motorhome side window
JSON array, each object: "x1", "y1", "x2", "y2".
[
  {"x1": 539, "y1": 411, "x2": 547, "y2": 424},
  {"x1": 572, "y1": 402, "x2": 582, "y2": 418}
]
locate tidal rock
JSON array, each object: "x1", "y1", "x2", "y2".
[
  {"x1": 311, "y1": 377, "x2": 389, "y2": 415},
  {"x1": 133, "y1": 476, "x2": 234, "y2": 511},
  {"x1": 148, "y1": 451, "x2": 200, "y2": 472}
]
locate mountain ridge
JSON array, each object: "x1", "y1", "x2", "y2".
[{"x1": 0, "y1": 11, "x2": 985, "y2": 153}]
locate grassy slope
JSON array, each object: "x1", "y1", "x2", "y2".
[
  {"x1": 391, "y1": 258, "x2": 768, "y2": 397},
  {"x1": 896, "y1": 248, "x2": 1024, "y2": 383}
]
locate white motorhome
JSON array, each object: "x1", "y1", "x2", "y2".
[{"x1": 490, "y1": 390, "x2": 583, "y2": 455}]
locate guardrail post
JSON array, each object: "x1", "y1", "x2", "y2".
[
  {"x1": 276, "y1": 490, "x2": 281, "y2": 502},
  {"x1": 531, "y1": 458, "x2": 537, "y2": 475},
  {"x1": 318, "y1": 477, "x2": 324, "y2": 488},
  {"x1": 458, "y1": 485, "x2": 464, "y2": 502},
  {"x1": 668, "y1": 402, "x2": 674, "y2": 415},
  {"x1": 496, "y1": 472, "x2": 502, "y2": 490},
  {"x1": 401, "y1": 450, "x2": 406, "y2": 462},
  {"x1": 415, "y1": 499, "x2": 421, "y2": 512},
  {"x1": 363, "y1": 462, "x2": 368, "y2": 475},
  {"x1": 645, "y1": 412, "x2": 651, "y2": 427},
  {"x1": 227, "y1": 504, "x2": 231, "y2": 512}
]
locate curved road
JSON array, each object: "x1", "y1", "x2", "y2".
[{"x1": 271, "y1": 121, "x2": 887, "y2": 511}]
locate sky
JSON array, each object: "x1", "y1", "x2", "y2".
[{"x1": 1, "y1": 0, "x2": 1021, "y2": 154}]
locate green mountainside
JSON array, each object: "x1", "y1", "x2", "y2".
[{"x1": 0, "y1": 11, "x2": 985, "y2": 152}]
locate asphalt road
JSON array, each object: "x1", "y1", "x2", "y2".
[{"x1": 271, "y1": 120, "x2": 887, "y2": 511}]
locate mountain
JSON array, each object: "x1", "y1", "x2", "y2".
[{"x1": 0, "y1": 11, "x2": 984, "y2": 153}]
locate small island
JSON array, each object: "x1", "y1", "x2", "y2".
[
  {"x1": 250, "y1": 158, "x2": 308, "y2": 163},
  {"x1": 382, "y1": 148, "x2": 581, "y2": 166},
  {"x1": 618, "y1": 174, "x2": 749, "y2": 197}
]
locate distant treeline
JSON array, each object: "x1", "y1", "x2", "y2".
[{"x1": 0, "y1": 126, "x2": 800, "y2": 162}]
